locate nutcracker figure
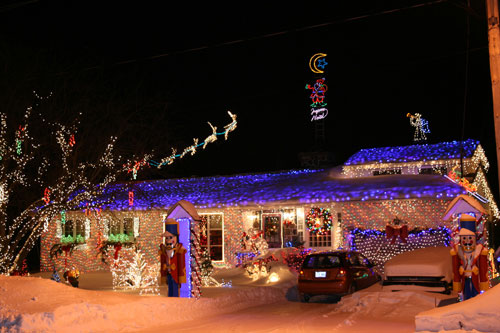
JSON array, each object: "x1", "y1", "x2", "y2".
[
  {"x1": 159, "y1": 219, "x2": 187, "y2": 297},
  {"x1": 450, "y1": 214, "x2": 489, "y2": 300}
]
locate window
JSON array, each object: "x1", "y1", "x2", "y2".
[
  {"x1": 200, "y1": 214, "x2": 224, "y2": 261},
  {"x1": 309, "y1": 230, "x2": 332, "y2": 248},
  {"x1": 419, "y1": 167, "x2": 447, "y2": 175},
  {"x1": 358, "y1": 254, "x2": 372, "y2": 267},
  {"x1": 108, "y1": 217, "x2": 135, "y2": 243},
  {"x1": 348, "y1": 253, "x2": 361, "y2": 266},
  {"x1": 62, "y1": 219, "x2": 85, "y2": 243},
  {"x1": 302, "y1": 255, "x2": 340, "y2": 269},
  {"x1": 373, "y1": 169, "x2": 402, "y2": 176}
]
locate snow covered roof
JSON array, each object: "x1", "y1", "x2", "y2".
[
  {"x1": 344, "y1": 139, "x2": 479, "y2": 166},
  {"x1": 84, "y1": 169, "x2": 465, "y2": 211}
]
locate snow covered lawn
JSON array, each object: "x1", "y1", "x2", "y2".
[
  {"x1": 0, "y1": 265, "x2": 295, "y2": 332},
  {"x1": 1, "y1": 261, "x2": 498, "y2": 332}
]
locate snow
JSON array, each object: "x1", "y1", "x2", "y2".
[
  {"x1": 1, "y1": 258, "x2": 499, "y2": 332},
  {"x1": 384, "y1": 246, "x2": 453, "y2": 282},
  {"x1": 415, "y1": 283, "x2": 500, "y2": 332}
]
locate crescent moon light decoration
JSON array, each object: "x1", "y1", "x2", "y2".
[
  {"x1": 309, "y1": 53, "x2": 328, "y2": 74},
  {"x1": 306, "y1": 53, "x2": 329, "y2": 122}
]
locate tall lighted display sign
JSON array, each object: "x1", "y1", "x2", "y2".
[{"x1": 306, "y1": 53, "x2": 328, "y2": 121}]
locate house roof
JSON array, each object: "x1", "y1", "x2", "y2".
[
  {"x1": 344, "y1": 139, "x2": 479, "y2": 166},
  {"x1": 85, "y1": 169, "x2": 465, "y2": 211}
]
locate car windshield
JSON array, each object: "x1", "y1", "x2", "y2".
[{"x1": 303, "y1": 255, "x2": 341, "y2": 269}]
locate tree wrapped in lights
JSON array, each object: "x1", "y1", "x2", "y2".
[
  {"x1": 0, "y1": 95, "x2": 141, "y2": 275},
  {"x1": 0, "y1": 93, "x2": 237, "y2": 275}
]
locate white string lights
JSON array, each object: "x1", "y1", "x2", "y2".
[
  {"x1": 110, "y1": 248, "x2": 160, "y2": 295},
  {"x1": 0, "y1": 92, "x2": 149, "y2": 275}
]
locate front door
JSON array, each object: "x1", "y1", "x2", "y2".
[{"x1": 262, "y1": 214, "x2": 281, "y2": 248}]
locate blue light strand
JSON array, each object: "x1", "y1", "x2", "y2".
[
  {"x1": 344, "y1": 139, "x2": 479, "y2": 166},
  {"x1": 78, "y1": 169, "x2": 464, "y2": 211}
]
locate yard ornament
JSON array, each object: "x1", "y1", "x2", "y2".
[
  {"x1": 159, "y1": 219, "x2": 187, "y2": 297},
  {"x1": 450, "y1": 214, "x2": 489, "y2": 301},
  {"x1": 386, "y1": 216, "x2": 408, "y2": 244}
]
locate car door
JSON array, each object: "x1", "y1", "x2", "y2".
[
  {"x1": 348, "y1": 253, "x2": 372, "y2": 290},
  {"x1": 358, "y1": 253, "x2": 378, "y2": 287}
]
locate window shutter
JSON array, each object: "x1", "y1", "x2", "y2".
[
  {"x1": 133, "y1": 217, "x2": 140, "y2": 237},
  {"x1": 85, "y1": 218, "x2": 91, "y2": 239},
  {"x1": 103, "y1": 219, "x2": 109, "y2": 239},
  {"x1": 56, "y1": 219, "x2": 62, "y2": 239}
]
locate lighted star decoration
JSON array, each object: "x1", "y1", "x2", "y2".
[{"x1": 317, "y1": 58, "x2": 328, "y2": 69}]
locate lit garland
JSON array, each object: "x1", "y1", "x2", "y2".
[
  {"x1": 305, "y1": 207, "x2": 333, "y2": 234},
  {"x1": 472, "y1": 168, "x2": 500, "y2": 219},
  {"x1": 348, "y1": 226, "x2": 451, "y2": 274}
]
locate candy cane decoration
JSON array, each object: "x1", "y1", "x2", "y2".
[{"x1": 190, "y1": 220, "x2": 202, "y2": 299}]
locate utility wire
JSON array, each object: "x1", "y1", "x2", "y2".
[
  {"x1": 50, "y1": 0, "x2": 449, "y2": 77},
  {"x1": 460, "y1": 0, "x2": 471, "y2": 176},
  {"x1": 0, "y1": 0, "x2": 38, "y2": 13}
]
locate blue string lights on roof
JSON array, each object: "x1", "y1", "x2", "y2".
[
  {"x1": 344, "y1": 139, "x2": 479, "y2": 166},
  {"x1": 78, "y1": 168, "x2": 464, "y2": 211}
]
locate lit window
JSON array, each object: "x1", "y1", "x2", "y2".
[
  {"x1": 108, "y1": 217, "x2": 135, "y2": 243},
  {"x1": 62, "y1": 219, "x2": 86, "y2": 244},
  {"x1": 309, "y1": 230, "x2": 332, "y2": 248},
  {"x1": 200, "y1": 214, "x2": 224, "y2": 261}
]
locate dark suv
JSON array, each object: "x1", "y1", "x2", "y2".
[{"x1": 298, "y1": 250, "x2": 380, "y2": 302}]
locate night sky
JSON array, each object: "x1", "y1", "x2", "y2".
[{"x1": 1, "y1": 0, "x2": 498, "y2": 198}]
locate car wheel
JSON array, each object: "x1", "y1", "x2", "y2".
[{"x1": 299, "y1": 292, "x2": 310, "y2": 303}]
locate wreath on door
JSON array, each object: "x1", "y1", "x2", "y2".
[{"x1": 306, "y1": 207, "x2": 333, "y2": 234}]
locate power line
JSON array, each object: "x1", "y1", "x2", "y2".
[
  {"x1": 50, "y1": 0, "x2": 449, "y2": 77},
  {"x1": 0, "y1": 0, "x2": 38, "y2": 13}
]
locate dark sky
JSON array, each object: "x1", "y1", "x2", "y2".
[{"x1": 1, "y1": 0, "x2": 498, "y2": 197}]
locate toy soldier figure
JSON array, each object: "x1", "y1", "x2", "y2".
[
  {"x1": 159, "y1": 219, "x2": 187, "y2": 297},
  {"x1": 450, "y1": 214, "x2": 489, "y2": 301}
]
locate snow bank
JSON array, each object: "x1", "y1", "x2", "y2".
[
  {"x1": 331, "y1": 289, "x2": 438, "y2": 321},
  {"x1": 415, "y1": 284, "x2": 500, "y2": 332},
  {"x1": 0, "y1": 267, "x2": 293, "y2": 333}
]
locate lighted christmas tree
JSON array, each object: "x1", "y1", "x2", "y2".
[
  {"x1": 200, "y1": 248, "x2": 220, "y2": 287},
  {"x1": 111, "y1": 248, "x2": 160, "y2": 295}
]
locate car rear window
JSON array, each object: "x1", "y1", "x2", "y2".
[{"x1": 303, "y1": 255, "x2": 341, "y2": 269}]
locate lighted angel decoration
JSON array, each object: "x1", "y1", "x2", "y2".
[
  {"x1": 407, "y1": 113, "x2": 430, "y2": 142},
  {"x1": 203, "y1": 122, "x2": 218, "y2": 149}
]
